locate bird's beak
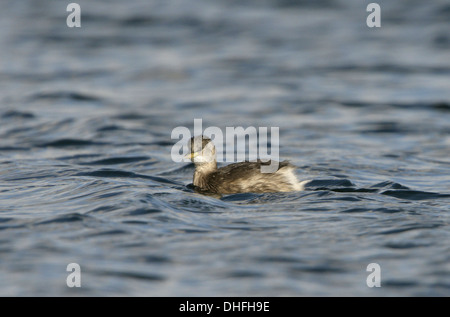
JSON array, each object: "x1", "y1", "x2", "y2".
[{"x1": 184, "y1": 152, "x2": 199, "y2": 159}]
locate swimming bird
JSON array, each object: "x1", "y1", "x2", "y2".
[{"x1": 185, "y1": 135, "x2": 309, "y2": 194}]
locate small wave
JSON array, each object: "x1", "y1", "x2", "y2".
[
  {"x1": 30, "y1": 91, "x2": 103, "y2": 102},
  {"x1": 0, "y1": 218, "x2": 13, "y2": 224},
  {"x1": 431, "y1": 102, "x2": 450, "y2": 112},
  {"x1": 378, "y1": 222, "x2": 444, "y2": 235},
  {"x1": 84, "y1": 229, "x2": 129, "y2": 238},
  {"x1": 75, "y1": 169, "x2": 183, "y2": 186},
  {"x1": 306, "y1": 179, "x2": 355, "y2": 189},
  {"x1": 38, "y1": 139, "x2": 106, "y2": 148},
  {"x1": 324, "y1": 65, "x2": 450, "y2": 76},
  {"x1": 308, "y1": 179, "x2": 355, "y2": 187},
  {"x1": 288, "y1": 264, "x2": 347, "y2": 274},
  {"x1": 225, "y1": 270, "x2": 265, "y2": 279},
  {"x1": 341, "y1": 207, "x2": 405, "y2": 214},
  {"x1": 96, "y1": 125, "x2": 125, "y2": 132},
  {"x1": 123, "y1": 208, "x2": 163, "y2": 216},
  {"x1": 434, "y1": 34, "x2": 450, "y2": 49},
  {"x1": 10, "y1": 69, "x2": 110, "y2": 82},
  {"x1": 359, "y1": 122, "x2": 411, "y2": 134},
  {"x1": 113, "y1": 113, "x2": 147, "y2": 120},
  {"x1": 87, "y1": 205, "x2": 119, "y2": 214},
  {"x1": 381, "y1": 190, "x2": 450, "y2": 201},
  {"x1": 157, "y1": 163, "x2": 195, "y2": 176},
  {"x1": 1, "y1": 110, "x2": 35, "y2": 119},
  {"x1": 328, "y1": 188, "x2": 377, "y2": 193},
  {"x1": 0, "y1": 147, "x2": 28, "y2": 151},
  {"x1": 370, "y1": 181, "x2": 410, "y2": 190},
  {"x1": 93, "y1": 270, "x2": 166, "y2": 282},
  {"x1": 273, "y1": 0, "x2": 340, "y2": 8},
  {"x1": 220, "y1": 192, "x2": 264, "y2": 202},
  {"x1": 305, "y1": 179, "x2": 450, "y2": 202},
  {"x1": 56, "y1": 153, "x2": 102, "y2": 161},
  {"x1": 382, "y1": 280, "x2": 420, "y2": 288},
  {"x1": 76, "y1": 169, "x2": 141, "y2": 178},
  {"x1": 129, "y1": 254, "x2": 172, "y2": 264},
  {"x1": 119, "y1": 15, "x2": 160, "y2": 27},
  {"x1": 384, "y1": 241, "x2": 431, "y2": 249},
  {"x1": 148, "y1": 140, "x2": 176, "y2": 146},
  {"x1": 34, "y1": 213, "x2": 90, "y2": 226},
  {"x1": 80, "y1": 156, "x2": 151, "y2": 166},
  {"x1": 255, "y1": 255, "x2": 302, "y2": 264},
  {"x1": 176, "y1": 196, "x2": 228, "y2": 213},
  {"x1": 334, "y1": 100, "x2": 450, "y2": 113}
]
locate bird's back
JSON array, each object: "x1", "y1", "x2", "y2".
[{"x1": 203, "y1": 160, "x2": 300, "y2": 194}]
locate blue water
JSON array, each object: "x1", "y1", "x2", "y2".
[{"x1": 0, "y1": 0, "x2": 449, "y2": 296}]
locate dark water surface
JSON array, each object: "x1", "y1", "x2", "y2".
[{"x1": 0, "y1": 0, "x2": 449, "y2": 296}]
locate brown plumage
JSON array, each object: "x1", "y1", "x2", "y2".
[{"x1": 185, "y1": 135, "x2": 309, "y2": 195}]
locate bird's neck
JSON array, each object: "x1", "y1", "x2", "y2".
[{"x1": 193, "y1": 161, "x2": 217, "y2": 188}]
